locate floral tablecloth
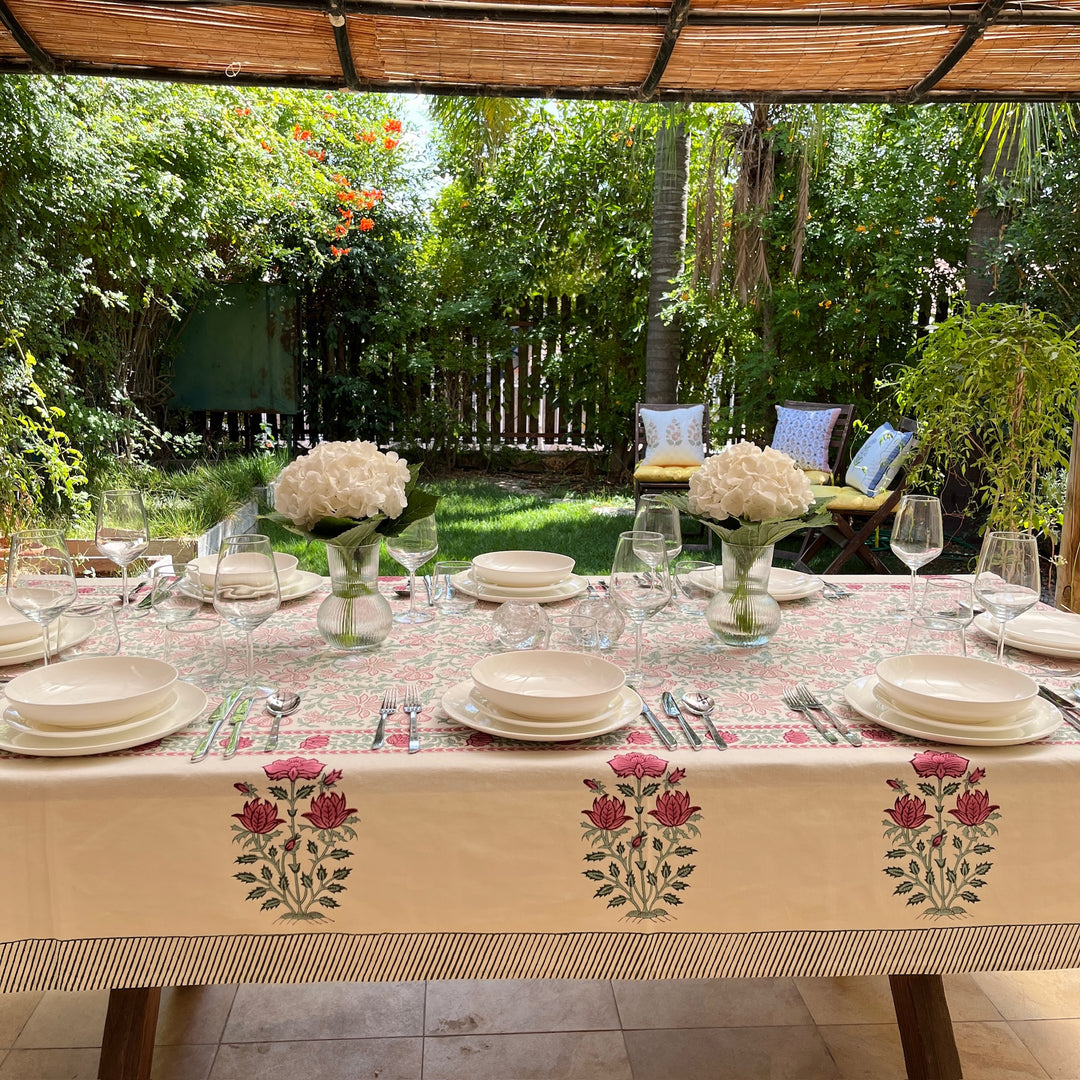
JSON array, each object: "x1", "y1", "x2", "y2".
[{"x1": 1, "y1": 576, "x2": 1079, "y2": 992}]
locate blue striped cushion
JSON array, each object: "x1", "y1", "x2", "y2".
[{"x1": 845, "y1": 423, "x2": 915, "y2": 496}]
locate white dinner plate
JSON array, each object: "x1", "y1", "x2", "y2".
[
  {"x1": 1, "y1": 686, "x2": 181, "y2": 739},
  {"x1": 870, "y1": 682, "x2": 1031, "y2": 735},
  {"x1": 467, "y1": 684, "x2": 626, "y2": 731},
  {"x1": 688, "y1": 566, "x2": 821, "y2": 602},
  {"x1": 0, "y1": 616, "x2": 95, "y2": 667},
  {"x1": 0, "y1": 681, "x2": 207, "y2": 756},
  {"x1": 450, "y1": 572, "x2": 589, "y2": 604},
  {"x1": 973, "y1": 610, "x2": 1080, "y2": 658},
  {"x1": 442, "y1": 680, "x2": 636, "y2": 741},
  {"x1": 844, "y1": 674, "x2": 1062, "y2": 746},
  {"x1": 178, "y1": 569, "x2": 324, "y2": 605}
]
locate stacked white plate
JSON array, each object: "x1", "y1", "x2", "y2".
[
  {"x1": 0, "y1": 598, "x2": 96, "y2": 667},
  {"x1": 441, "y1": 651, "x2": 636, "y2": 741},
  {"x1": 178, "y1": 552, "x2": 323, "y2": 604},
  {"x1": 687, "y1": 565, "x2": 821, "y2": 602},
  {"x1": 973, "y1": 608, "x2": 1080, "y2": 659},
  {"x1": 454, "y1": 550, "x2": 588, "y2": 604},
  {"x1": 0, "y1": 656, "x2": 206, "y2": 756},
  {"x1": 843, "y1": 653, "x2": 1061, "y2": 746}
]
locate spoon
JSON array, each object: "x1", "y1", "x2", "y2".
[
  {"x1": 680, "y1": 691, "x2": 727, "y2": 750},
  {"x1": 263, "y1": 689, "x2": 301, "y2": 753}
]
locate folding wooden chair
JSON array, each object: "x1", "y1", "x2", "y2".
[
  {"x1": 774, "y1": 400, "x2": 856, "y2": 484},
  {"x1": 793, "y1": 418, "x2": 919, "y2": 574}
]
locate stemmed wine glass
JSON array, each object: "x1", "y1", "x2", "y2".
[
  {"x1": 213, "y1": 534, "x2": 281, "y2": 696},
  {"x1": 386, "y1": 516, "x2": 438, "y2": 625},
  {"x1": 973, "y1": 530, "x2": 1041, "y2": 664},
  {"x1": 6, "y1": 529, "x2": 78, "y2": 666},
  {"x1": 634, "y1": 495, "x2": 682, "y2": 566},
  {"x1": 96, "y1": 489, "x2": 149, "y2": 609},
  {"x1": 609, "y1": 530, "x2": 671, "y2": 684},
  {"x1": 889, "y1": 494, "x2": 944, "y2": 615}
]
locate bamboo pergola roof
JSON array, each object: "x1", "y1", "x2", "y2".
[{"x1": 2, "y1": 0, "x2": 1080, "y2": 103}]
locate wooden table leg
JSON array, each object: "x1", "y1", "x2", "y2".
[
  {"x1": 889, "y1": 974, "x2": 963, "y2": 1080},
  {"x1": 98, "y1": 986, "x2": 161, "y2": 1080}
]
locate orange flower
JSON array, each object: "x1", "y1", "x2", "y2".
[
  {"x1": 357, "y1": 131, "x2": 376, "y2": 144},
  {"x1": 338, "y1": 207, "x2": 353, "y2": 220},
  {"x1": 383, "y1": 137, "x2": 399, "y2": 150},
  {"x1": 384, "y1": 118, "x2": 402, "y2": 133},
  {"x1": 334, "y1": 223, "x2": 349, "y2": 237},
  {"x1": 235, "y1": 106, "x2": 251, "y2": 117},
  {"x1": 358, "y1": 217, "x2": 375, "y2": 231},
  {"x1": 260, "y1": 140, "x2": 273, "y2": 153},
  {"x1": 856, "y1": 224, "x2": 867, "y2": 232},
  {"x1": 293, "y1": 124, "x2": 310, "y2": 141},
  {"x1": 330, "y1": 245, "x2": 350, "y2": 257}
]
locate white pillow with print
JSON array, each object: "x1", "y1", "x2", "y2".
[{"x1": 640, "y1": 406, "x2": 705, "y2": 467}]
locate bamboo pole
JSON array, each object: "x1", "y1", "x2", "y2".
[{"x1": 1055, "y1": 408, "x2": 1080, "y2": 612}]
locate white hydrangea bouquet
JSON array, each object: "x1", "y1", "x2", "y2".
[{"x1": 266, "y1": 440, "x2": 439, "y2": 550}]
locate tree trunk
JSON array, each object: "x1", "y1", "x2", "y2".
[
  {"x1": 645, "y1": 119, "x2": 690, "y2": 403},
  {"x1": 966, "y1": 115, "x2": 1019, "y2": 306}
]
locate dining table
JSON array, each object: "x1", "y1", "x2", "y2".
[{"x1": 1, "y1": 570, "x2": 1079, "y2": 1080}]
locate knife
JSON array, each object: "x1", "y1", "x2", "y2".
[
  {"x1": 660, "y1": 692, "x2": 703, "y2": 751},
  {"x1": 1037, "y1": 685, "x2": 1080, "y2": 734},
  {"x1": 627, "y1": 685, "x2": 677, "y2": 750},
  {"x1": 223, "y1": 696, "x2": 255, "y2": 759},
  {"x1": 190, "y1": 689, "x2": 246, "y2": 762}
]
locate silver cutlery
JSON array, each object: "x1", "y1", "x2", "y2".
[
  {"x1": 1037, "y1": 685, "x2": 1080, "y2": 734},
  {"x1": 781, "y1": 687, "x2": 840, "y2": 744},
  {"x1": 628, "y1": 685, "x2": 677, "y2": 749},
  {"x1": 661, "y1": 691, "x2": 703, "y2": 750},
  {"x1": 190, "y1": 689, "x2": 246, "y2": 762},
  {"x1": 680, "y1": 691, "x2": 727, "y2": 750},
  {"x1": 818, "y1": 579, "x2": 851, "y2": 600},
  {"x1": 793, "y1": 683, "x2": 862, "y2": 745},
  {"x1": 223, "y1": 695, "x2": 256, "y2": 759},
  {"x1": 371, "y1": 687, "x2": 398, "y2": 750},
  {"x1": 263, "y1": 689, "x2": 301, "y2": 752},
  {"x1": 404, "y1": 683, "x2": 422, "y2": 753}
]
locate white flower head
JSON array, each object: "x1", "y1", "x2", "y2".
[
  {"x1": 688, "y1": 441, "x2": 814, "y2": 524},
  {"x1": 274, "y1": 440, "x2": 411, "y2": 529}
]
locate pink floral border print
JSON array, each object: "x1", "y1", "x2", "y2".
[
  {"x1": 883, "y1": 751, "x2": 1000, "y2": 917},
  {"x1": 581, "y1": 753, "x2": 702, "y2": 921},
  {"x1": 231, "y1": 757, "x2": 357, "y2": 921}
]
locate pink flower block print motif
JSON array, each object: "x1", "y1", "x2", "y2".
[
  {"x1": 230, "y1": 758, "x2": 358, "y2": 921},
  {"x1": 580, "y1": 756, "x2": 702, "y2": 920},
  {"x1": 882, "y1": 754, "x2": 1000, "y2": 917}
]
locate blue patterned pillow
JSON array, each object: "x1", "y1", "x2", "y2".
[
  {"x1": 845, "y1": 423, "x2": 915, "y2": 496},
  {"x1": 770, "y1": 406, "x2": 841, "y2": 473}
]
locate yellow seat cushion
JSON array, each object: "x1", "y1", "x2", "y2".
[
  {"x1": 801, "y1": 469, "x2": 833, "y2": 485},
  {"x1": 811, "y1": 485, "x2": 894, "y2": 512},
  {"x1": 634, "y1": 464, "x2": 702, "y2": 483}
]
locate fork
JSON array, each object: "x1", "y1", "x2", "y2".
[
  {"x1": 793, "y1": 683, "x2": 862, "y2": 745},
  {"x1": 371, "y1": 687, "x2": 398, "y2": 750},
  {"x1": 403, "y1": 684, "x2": 422, "y2": 754},
  {"x1": 781, "y1": 688, "x2": 840, "y2": 744},
  {"x1": 818, "y1": 579, "x2": 851, "y2": 600}
]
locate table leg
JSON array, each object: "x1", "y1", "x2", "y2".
[
  {"x1": 888, "y1": 974, "x2": 963, "y2": 1080},
  {"x1": 98, "y1": 986, "x2": 161, "y2": 1080}
]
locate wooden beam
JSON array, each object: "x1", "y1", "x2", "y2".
[
  {"x1": 889, "y1": 974, "x2": 963, "y2": 1080},
  {"x1": 0, "y1": 0, "x2": 54, "y2": 71},
  {"x1": 326, "y1": 0, "x2": 361, "y2": 91},
  {"x1": 1056, "y1": 404, "x2": 1080, "y2": 611},
  {"x1": 98, "y1": 987, "x2": 161, "y2": 1080},
  {"x1": 638, "y1": 0, "x2": 691, "y2": 101},
  {"x1": 906, "y1": 0, "x2": 1011, "y2": 100}
]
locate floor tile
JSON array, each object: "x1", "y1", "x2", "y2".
[
  {"x1": 425, "y1": 980, "x2": 619, "y2": 1036},
  {"x1": 1009, "y1": 1019, "x2": 1080, "y2": 1080},
  {"x1": 817, "y1": 1023, "x2": 907, "y2": 1079},
  {"x1": 0, "y1": 1046, "x2": 102, "y2": 1078},
  {"x1": 14, "y1": 989, "x2": 108, "y2": 1049},
  {"x1": 795, "y1": 976, "x2": 897, "y2": 1026},
  {"x1": 623, "y1": 1025, "x2": 839, "y2": 1080},
  {"x1": 223, "y1": 981, "x2": 425, "y2": 1042},
  {"x1": 944, "y1": 974, "x2": 1005, "y2": 1022},
  {"x1": 0, "y1": 992, "x2": 43, "y2": 1047},
  {"x1": 422, "y1": 1030, "x2": 632, "y2": 1080},
  {"x1": 974, "y1": 970, "x2": 1080, "y2": 1022},
  {"x1": 156, "y1": 986, "x2": 238, "y2": 1046},
  {"x1": 151, "y1": 1043, "x2": 218, "y2": 1080},
  {"x1": 954, "y1": 1020, "x2": 1050, "y2": 1080},
  {"x1": 210, "y1": 1037, "x2": 422, "y2": 1080},
  {"x1": 614, "y1": 977, "x2": 812, "y2": 1029}
]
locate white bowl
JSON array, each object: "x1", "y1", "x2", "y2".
[
  {"x1": 471, "y1": 651, "x2": 624, "y2": 720},
  {"x1": 472, "y1": 550, "x2": 575, "y2": 588},
  {"x1": 875, "y1": 653, "x2": 1037, "y2": 723},
  {"x1": 5, "y1": 656, "x2": 178, "y2": 728},
  {"x1": 0, "y1": 597, "x2": 43, "y2": 646},
  {"x1": 185, "y1": 551, "x2": 297, "y2": 589}
]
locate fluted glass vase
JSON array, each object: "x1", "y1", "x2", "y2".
[
  {"x1": 706, "y1": 541, "x2": 781, "y2": 647},
  {"x1": 317, "y1": 541, "x2": 392, "y2": 651}
]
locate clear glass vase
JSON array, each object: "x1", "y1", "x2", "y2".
[
  {"x1": 317, "y1": 541, "x2": 392, "y2": 651},
  {"x1": 706, "y1": 541, "x2": 781, "y2": 647}
]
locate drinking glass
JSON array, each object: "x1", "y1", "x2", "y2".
[
  {"x1": 212, "y1": 534, "x2": 280, "y2": 696},
  {"x1": 386, "y1": 516, "x2": 438, "y2": 625},
  {"x1": 973, "y1": 530, "x2": 1041, "y2": 664},
  {"x1": 432, "y1": 560, "x2": 477, "y2": 615},
  {"x1": 903, "y1": 578, "x2": 974, "y2": 658},
  {"x1": 609, "y1": 530, "x2": 671, "y2": 684},
  {"x1": 149, "y1": 562, "x2": 201, "y2": 624},
  {"x1": 165, "y1": 618, "x2": 227, "y2": 690},
  {"x1": 634, "y1": 495, "x2": 682, "y2": 565},
  {"x1": 889, "y1": 494, "x2": 944, "y2": 614},
  {"x1": 60, "y1": 597, "x2": 121, "y2": 659},
  {"x1": 96, "y1": 489, "x2": 149, "y2": 609},
  {"x1": 492, "y1": 601, "x2": 547, "y2": 649},
  {"x1": 6, "y1": 528, "x2": 78, "y2": 666},
  {"x1": 673, "y1": 560, "x2": 720, "y2": 616},
  {"x1": 545, "y1": 614, "x2": 599, "y2": 653}
]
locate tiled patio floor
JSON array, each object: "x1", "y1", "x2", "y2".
[{"x1": 2, "y1": 971, "x2": 1079, "y2": 1079}]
